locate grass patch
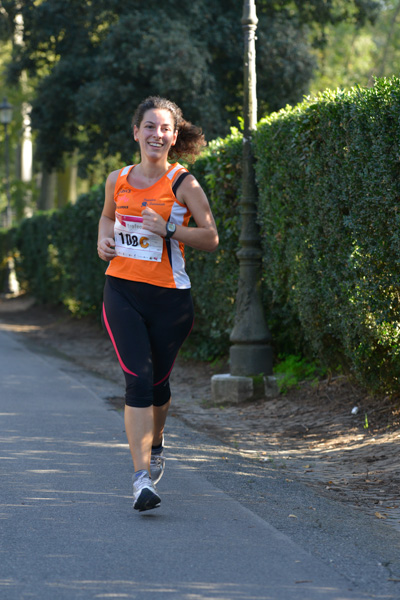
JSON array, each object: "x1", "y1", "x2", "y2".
[{"x1": 274, "y1": 354, "x2": 326, "y2": 394}]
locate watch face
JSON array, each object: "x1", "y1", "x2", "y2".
[{"x1": 167, "y1": 222, "x2": 175, "y2": 232}]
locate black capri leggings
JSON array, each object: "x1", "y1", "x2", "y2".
[{"x1": 102, "y1": 275, "x2": 194, "y2": 408}]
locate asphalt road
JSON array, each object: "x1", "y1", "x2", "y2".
[{"x1": 1, "y1": 326, "x2": 399, "y2": 600}]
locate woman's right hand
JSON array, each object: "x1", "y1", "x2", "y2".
[{"x1": 97, "y1": 237, "x2": 116, "y2": 262}]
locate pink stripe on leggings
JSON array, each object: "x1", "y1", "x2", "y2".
[{"x1": 102, "y1": 303, "x2": 138, "y2": 377}]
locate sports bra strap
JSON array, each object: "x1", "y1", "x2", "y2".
[{"x1": 172, "y1": 171, "x2": 191, "y2": 196}]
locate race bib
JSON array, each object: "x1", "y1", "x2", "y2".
[{"x1": 114, "y1": 212, "x2": 163, "y2": 262}]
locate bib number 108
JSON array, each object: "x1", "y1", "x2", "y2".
[{"x1": 118, "y1": 232, "x2": 149, "y2": 249}]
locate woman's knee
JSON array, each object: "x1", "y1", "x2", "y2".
[
  {"x1": 152, "y1": 381, "x2": 171, "y2": 407},
  {"x1": 125, "y1": 380, "x2": 153, "y2": 408}
]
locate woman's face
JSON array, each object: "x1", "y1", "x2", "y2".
[{"x1": 134, "y1": 108, "x2": 178, "y2": 161}]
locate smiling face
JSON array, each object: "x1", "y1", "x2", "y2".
[{"x1": 134, "y1": 108, "x2": 178, "y2": 162}]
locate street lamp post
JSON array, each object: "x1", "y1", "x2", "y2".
[
  {"x1": 0, "y1": 97, "x2": 13, "y2": 228},
  {"x1": 211, "y1": 0, "x2": 276, "y2": 404},
  {"x1": 229, "y1": 0, "x2": 273, "y2": 377}
]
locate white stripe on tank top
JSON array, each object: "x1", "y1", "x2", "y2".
[{"x1": 169, "y1": 200, "x2": 191, "y2": 289}]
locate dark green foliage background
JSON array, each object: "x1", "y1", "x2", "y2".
[
  {"x1": 2, "y1": 76, "x2": 400, "y2": 391},
  {"x1": 4, "y1": 0, "x2": 379, "y2": 172}
]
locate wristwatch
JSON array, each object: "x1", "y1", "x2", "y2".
[{"x1": 165, "y1": 222, "x2": 176, "y2": 240}]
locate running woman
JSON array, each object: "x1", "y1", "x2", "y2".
[{"x1": 97, "y1": 96, "x2": 219, "y2": 512}]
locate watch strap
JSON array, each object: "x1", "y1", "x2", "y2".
[{"x1": 165, "y1": 222, "x2": 176, "y2": 240}]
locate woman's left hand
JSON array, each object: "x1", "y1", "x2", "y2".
[{"x1": 141, "y1": 206, "x2": 167, "y2": 237}]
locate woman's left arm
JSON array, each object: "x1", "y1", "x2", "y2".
[{"x1": 141, "y1": 175, "x2": 219, "y2": 252}]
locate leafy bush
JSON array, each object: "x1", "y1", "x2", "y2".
[
  {"x1": 13, "y1": 185, "x2": 106, "y2": 315},
  {"x1": 274, "y1": 355, "x2": 326, "y2": 394},
  {"x1": 254, "y1": 77, "x2": 400, "y2": 391},
  {"x1": 184, "y1": 131, "x2": 242, "y2": 359}
]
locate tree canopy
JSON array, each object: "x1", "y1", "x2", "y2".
[{"x1": 2, "y1": 0, "x2": 380, "y2": 172}]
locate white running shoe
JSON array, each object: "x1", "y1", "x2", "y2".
[
  {"x1": 150, "y1": 453, "x2": 166, "y2": 484},
  {"x1": 150, "y1": 436, "x2": 165, "y2": 484},
  {"x1": 132, "y1": 472, "x2": 161, "y2": 512}
]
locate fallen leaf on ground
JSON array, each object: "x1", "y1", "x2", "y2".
[{"x1": 375, "y1": 512, "x2": 387, "y2": 519}]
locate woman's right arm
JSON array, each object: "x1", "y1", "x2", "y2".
[{"x1": 97, "y1": 171, "x2": 119, "y2": 262}]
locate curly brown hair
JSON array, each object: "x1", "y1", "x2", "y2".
[{"x1": 132, "y1": 96, "x2": 206, "y2": 163}]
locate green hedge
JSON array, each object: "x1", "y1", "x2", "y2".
[
  {"x1": 4, "y1": 76, "x2": 400, "y2": 391},
  {"x1": 254, "y1": 77, "x2": 400, "y2": 391},
  {"x1": 13, "y1": 186, "x2": 106, "y2": 315},
  {"x1": 187, "y1": 131, "x2": 303, "y2": 360},
  {"x1": 184, "y1": 132, "x2": 242, "y2": 359}
]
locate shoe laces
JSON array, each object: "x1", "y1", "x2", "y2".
[
  {"x1": 134, "y1": 472, "x2": 154, "y2": 493},
  {"x1": 150, "y1": 455, "x2": 164, "y2": 467}
]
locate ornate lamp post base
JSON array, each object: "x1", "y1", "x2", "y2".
[
  {"x1": 230, "y1": 343, "x2": 273, "y2": 378},
  {"x1": 211, "y1": 373, "x2": 279, "y2": 405},
  {"x1": 229, "y1": 244, "x2": 273, "y2": 377}
]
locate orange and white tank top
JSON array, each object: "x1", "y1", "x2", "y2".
[{"x1": 105, "y1": 162, "x2": 192, "y2": 289}]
